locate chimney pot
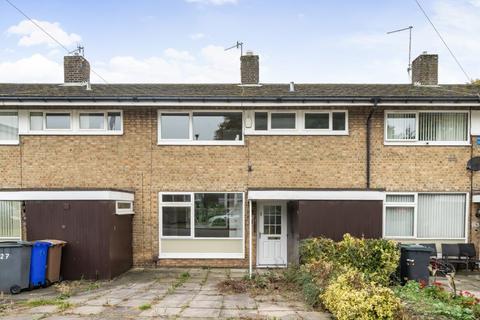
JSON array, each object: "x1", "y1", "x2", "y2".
[
  {"x1": 240, "y1": 52, "x2": 259, "y2": 85},
  {"x1": 412, "y1": 53, "x2": 438, "y2": 85},
  {"x1": 64, "y1": 55, "x2": 90, "y2": 83}
]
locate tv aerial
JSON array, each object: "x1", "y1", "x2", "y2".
[
  {"x1": 225, "y1": 41, "x2": 244, "y2": 56},
  {"x1": 387, "y1": 26, "x2": 413, "y2": 76}
]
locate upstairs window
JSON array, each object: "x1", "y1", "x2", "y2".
[
  {"x1": 28, "y1": 110, "x2": 122, "y2": 134},
  {"x1": 158, "y1": 111, "x2": 243, "y2": 144},
  {"x1": 0, "y1": 111, "x2": 19, "y2": 144},
  {"x1": 385, "y1": 111, "x2": 468, "y2": 144},
  {"x1": 248, "y1": 110, "x2": 348, "y2": 135}
]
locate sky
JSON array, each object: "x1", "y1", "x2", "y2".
[{"x1": 0, "y1": 0, "x2": 479, "y2": 84}]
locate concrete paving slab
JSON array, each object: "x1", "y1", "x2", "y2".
[
  {"x1": 258, "y1": 310, "x2": 299, "y2": 319},
  {"x1": 297, "y1": 311, "x2": 333, "y2": 320},
  {"x1": 0, "y1": 314, "x2": 46, "y2": 320},
  {"x1": 181, "y1": 307, "x2": 221, "y2": 318},
  {"x1": 192, "y1": 294, "x2": 223, "y2": 301},
  {"x1": 68, "y1": 305, "x2": 106, "y2": 315},
  {"x1": 220, "y1": 308, "x2": 260, "y2": 319},
  {"x1": 85, "y1": 297, "x2": 123, "y2": 306},
  {"x1": 26, "y1": 305, "x2": 59, "y2": 314},
  {"x1": 139, "y1": 306, "x2": 182, "y2": 317},
  {"x1": 257, "y1": 302, "x2": 296, "y2": 311},
  {"x1": 189, "y1": 299, "x2": 223, "y2": 309},
  {"x1": 118, "y1": 298, "x2": 153, "y2": 308}
]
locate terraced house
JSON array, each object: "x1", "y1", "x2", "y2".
[{"x1": 1, "y1": 51, "x2": 480, "y2": 279}]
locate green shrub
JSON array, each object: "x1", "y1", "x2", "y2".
[
  {"x1": 299, "y1": 237, "x2": 337, "y2": 264},
  {"x1": 299, "y1": 234, "x2": 400, "y2": 285},
  {"x1": 322, "y1": 268, "x2": 401, "y2": 320},
  {"x1": 395, "y1": 281, "x2": 479, "y2": 320}
]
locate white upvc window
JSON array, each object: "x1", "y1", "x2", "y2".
[
  {"x1": 158, "y1": 110, "x2": 244, "y2": 145},
  {"x1": 115, "y1": 201, "x2": 134, "y2": 215},
  {"x1": 384, "y1": 192, "x2": 467, "y2": 240},
  {"x1": 24, "y1": 110, "x2": 123, "y2": 135},
  {"x1": 159, "y1": 192, "x2": 244, "y2": 239},
  {"x1": 0, "y1": 201, "x2": 22, "y2": 240},
  {"x1": 384, "y1": 110, "x2": 469, "y2": 145},
  {"x1": 246, "y1": 110, "x2": 348, "y2": 135},
  {"x1": 0, "y1": 111, "x2": 19, "y2": 145}
]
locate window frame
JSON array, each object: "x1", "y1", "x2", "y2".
[
  {"x1": 159, "y1": 192, "x2": 245, "y2": 240},
  {"x1": 23, "y1": 110, "x2": 123, "y2": 135},
  {"x1": 384, "y1": 110, "x2": 470, "y2": 146},
  {"x1": 383, "y1": 192, "x2": 469, "y2": 240},
  {"x1": 383, "y1": 193, "x2": 417, "y2": 239},
  {"x1": 115, "y1": 201, "x2": 134, "y2": 215},
  {"x1": 0, "y1": 200, "x2": 22, "y2": 240},
  {"x1": 157, "y1": 110, "x2": 245, "y2": 145},
  {"x1": 246, "y1": 110, "x2": 348, "y2": 136},
  {"x1": 0, "y1": 110, "x2": 19, "y2": 145}
]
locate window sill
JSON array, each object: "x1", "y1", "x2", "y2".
[
  {"x1": 157, "y1": 140, "x2": 244, "y2": 146},
  {"x1": 161, "y1": 237, "x2": 243, "y2": 240},
  {"x1": 23, "y1": 131, "x2": 124, "y2": 136},
  {"x1": 384, "y1": 141, "x2": 470, "y2": 147},
  {"x1": 159, "y1": 252, "x2": 244, "y2": 259},
  {"x1": 245, "y1": 130, "x2": 349, "y2": 136},
  {"x1": 0, "y1": 140, "x2": 19, "y2": 145}
]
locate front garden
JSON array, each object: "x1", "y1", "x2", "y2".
[{"x1": 220, "y1": 234, "x2": 480, "y2": 319}]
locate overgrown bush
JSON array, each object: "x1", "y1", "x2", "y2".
[
  {"x1": 299, "y1": 234, "x2": 400, "y2": 285},
  {"x1": 322, "y1": 268, "x2": 401, "y2": 320}
]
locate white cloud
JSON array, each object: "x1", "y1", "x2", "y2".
[
  {"x1": 0, "y1": 45, "x2": 240, "y2": 83},
  {"x1": 189, "y1": 33, "x2": 205, "y2": 40},
  {"x1": 0, "y1": 54, "x2": 62, "y2": 82},
  {"x1": 7, "y1": 19, "x2": 81, "y2": 48},
  {"x1": 185, "y1": 0, "x2": 237, "y2": 5},
  {"x1": 92, "y1": 45, "x2": 238, "y2": 83}
]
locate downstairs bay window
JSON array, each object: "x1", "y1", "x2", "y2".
[
  {"x1": 385, "y1": 111, "x2": 469, "y2": 145},
  {"x1": 384, "y1": 193, "x2": 467, "y2": 240},
  {"x1": 159, "y1": 192, "x2": 244, "y2": 259}
]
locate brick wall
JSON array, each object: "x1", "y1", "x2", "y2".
[{"x1": 1, "y1": 105, "x2": 478, "y2": 266}]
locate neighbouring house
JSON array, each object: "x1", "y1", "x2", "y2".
[{"x1": 1, "y1": 51, "x2": 480, "y2": 279}]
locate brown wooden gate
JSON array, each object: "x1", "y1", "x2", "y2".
[{"x1": 25, "y1": 200, "x2": 132, "y2": 280}]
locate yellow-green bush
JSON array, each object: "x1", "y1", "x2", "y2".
[
  {"x1": 299, "y1": 234, "x2": 400, "y2": 285},
  {"x1": 322, "y1": 269, "x2": 401, "y2": 320}
]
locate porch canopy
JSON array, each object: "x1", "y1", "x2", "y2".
[
  {"x1": 247, "y1": 189, "x2": 385, "y2": 275},
  {"x1": 248, "y1": 189, "x2": 385, "y2": 201}
]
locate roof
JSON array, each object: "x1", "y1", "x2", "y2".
[{"x1": 0, "y1": 83, "x2": 479, "y2": 102}]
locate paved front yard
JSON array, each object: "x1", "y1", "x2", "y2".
[{"x1": 0, "y1": 268, "x2": 330, "y2": 320}]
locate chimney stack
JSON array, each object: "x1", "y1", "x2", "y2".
[
  {"x1": 240, "y1": 51, "x2": 259, "y2": 85},
  {"x1": 412, "y1": 52, "x2": 438, "y2": 85},
  {"x1": 64, "y1": 54, "x2": 90, "y2": 83}
]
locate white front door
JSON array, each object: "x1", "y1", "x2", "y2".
[{"x1": 257, "y1": 202, "x2": 287, "y2": 266}]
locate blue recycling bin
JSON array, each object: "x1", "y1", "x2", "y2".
[{"x1": 29, "y1": 241, "x2": 51, "y2": 287}]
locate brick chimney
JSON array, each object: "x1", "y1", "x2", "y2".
[
  {"x1": 64, "y1": 54, "x2": 90, "y2": 83},
  {"x1": 412, "y1": 52, "x2": 438, "y2": 85},
  {"x1": 240, "y1": 51, "x2": 259, "y2": 85}
]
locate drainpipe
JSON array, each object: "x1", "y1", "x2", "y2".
[
  {"x1": 366, "y1": 97, "x2": 379, "y2": 189},
  {"x1": 248, "y1": 200, "x2": 253, "y2": 278}
]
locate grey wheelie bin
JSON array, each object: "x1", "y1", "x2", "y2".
[{"x1": 0, "y1": 241, "x2": 32, "y2": 294}]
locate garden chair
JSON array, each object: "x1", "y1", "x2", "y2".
[
  {"x1": 421, "y1": 243, "x2": 455, "y2": 277},
  {"x1": 441, "y1": 244, "x2": 469, "y2": 271},
  {"x1": 459, "y1": 243, "x2": 480, "y2": 271}
]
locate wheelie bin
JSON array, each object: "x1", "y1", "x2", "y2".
[
  {"x1": 400, "y1": 244, "x2": 432, "y2": 285},
  {"x1": 42, "y1": 240, "x2": 66, "y2": 284},
  {"x1": 29, "y1": 241, "x2": 51, "y2": 287},
  {"x1": 0, "y1": 241, "x2": 32, "y2": 294}
]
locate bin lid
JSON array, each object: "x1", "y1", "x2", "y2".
[
  {"x1": 0, "y1": 240, "x2": 32, "y2": 247},
  {"x1": 40, "y1": 239, "x2": 67, "y2": 246},
  {"x1": 33, "y1": 240, "x2": 53, "y2": 247},
  {"x1": 400, "y1": 244, "x2": 433, "y2": 252}
]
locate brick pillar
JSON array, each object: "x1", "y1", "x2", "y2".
[
  {"x1": 64, "y1": 55, "x2": 90, "y2": 83},
  {"x1": 240, "y1": 51, "x2": 259, "y2": 85},
  {"x1": 412, "y1": 53, "x2": 438, "y2": 85}
]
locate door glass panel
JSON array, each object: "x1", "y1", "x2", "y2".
[{"x1": 263, "y1": 205, "x2": 282, "y2": 235}]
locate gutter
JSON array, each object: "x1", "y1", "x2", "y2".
[
  {"x1": 1, "y1": 95, "x2": 480, "y2": 103},
  {"x1": 366, "y1": 97, "x2": 379, "y2": 189}
]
